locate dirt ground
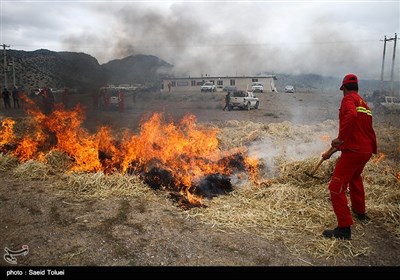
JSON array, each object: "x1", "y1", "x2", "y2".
[{"x1": 1, "y1": 89, "x2": 399, "y2": 271}]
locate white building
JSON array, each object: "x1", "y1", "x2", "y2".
[{"x1": 161, "y1": 75, "x2": 277, "y2": 92}]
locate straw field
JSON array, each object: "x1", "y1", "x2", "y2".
[{"x1": 1, "y1": 118, "x2": 398, "y2": 262}]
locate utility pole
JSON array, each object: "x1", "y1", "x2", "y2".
[
  {"x1": 380, "y1": 35, "x2": 387, "y2": 92},
  {"x1": 390, "y1": 33, "x2": 397, "y2": 95},
  {"x1": 12, "y1": 57, "x2": 16, "y2": 87},
  {"x1": 2, "y1": 44, "x2": 10, "y2": 89},
  {"x1": 380, "y1": 34, "x2": 398, "y2": 96}
]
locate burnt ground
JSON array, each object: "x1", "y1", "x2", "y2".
[{"x1": 1, "y1": 90, "x2": 399, "y2": 273}]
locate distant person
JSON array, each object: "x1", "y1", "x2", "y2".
[
  {"x1": 132, "y1": 91, "x2": 137, "y2": 104},
  {"x1": 92, "y1": 91, "x2": 99, "y2": 109},
  {"x1": 12, "y1": 86, "x2": 20, "y2": 109},
  {"x1": 168, "y1": 82, "x2": 172, "y2": 92},
  {"x1": 223, "y1": 92, "x2": 231, "y2": 111},
  {"x1": 104, "y1": 91, "x2": 110, "y2": 111},
  {"x1": 47, "y1": 88, "x2": 55, "y2": 111},
  {"x1": 2, "y1": 88, "x2": 11, "y2": 109},
  {"x1": 118, "y1": 90, "x2": 125, "y2": 112},
  {"x1": 19, "y1": 86, "x2": 28, "y2": 109},
  {"x1": 62, "y1": 87, "x2": 69, "y2": 108},
  {"x1": 41, "y1": 87, "x2": 55, "y2": 114},
  {"x1": 322, "y1": 73, "x2": 377, "y2": 240}
]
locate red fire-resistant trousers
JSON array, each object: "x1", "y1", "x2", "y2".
[{"x1": 328, "y1": 151, "x2": 372, "y2": 228}]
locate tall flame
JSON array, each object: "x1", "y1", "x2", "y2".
[
  {"x1": 0, "y1": 118, "x2": 15, "y2": 146},
  {"x1": 1, "y1": 97, "x2": 260, "y2": 205}
]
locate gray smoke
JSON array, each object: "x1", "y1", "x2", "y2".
[
  {"x1": 61, "y1": 2, "x2": 399, "y2": 80},
  {"x1": 247, "y1": 130, "x2": 339, "y2": 178}
]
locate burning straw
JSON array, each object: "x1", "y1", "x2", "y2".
[
  {"x1": 0, "y1": 102, "x2": 259, "y2": 205},
  {"x1": 1, "y1": 103, "x2": 399, "y2": 261},
  {"x1": 43, "y1": 149, "x2": 74, "y2": 171}
]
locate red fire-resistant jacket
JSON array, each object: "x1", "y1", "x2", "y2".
[{"x1": 337, "y1": 91, "x2": 377, "y2": 154}]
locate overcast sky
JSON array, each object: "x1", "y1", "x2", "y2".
[{"x1": 1, "y1": 0, "x2": 399, "y2": 80}]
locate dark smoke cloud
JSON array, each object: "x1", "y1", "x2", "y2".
[
  {"x1": 61, "y1": 2, "x2": 287, "y2": 77},
  {"x1": 60, "y1": 2, "x2": 399, "y2": 80}
]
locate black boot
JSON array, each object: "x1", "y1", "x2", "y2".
[
  {"x1": 322, "y1": 227, "x2": 351, "y2": 240},
  {"x1": 351, "y1": 207, "x2": 370, "y2": 222}
]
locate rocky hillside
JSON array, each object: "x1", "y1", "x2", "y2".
[
  {"x1": 102, "y1": 54, "x2": 173, "y2": 86},
  {"x1": 2, "y1": 49, "x2": 106, "y2": 92},
  {"x1": 1, "y1": 49, "x2": 172, "y2": 93}
]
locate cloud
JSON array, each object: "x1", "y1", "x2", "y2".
[{"x1": 2, "y1": 1, "x2": 399, "y2": 80}]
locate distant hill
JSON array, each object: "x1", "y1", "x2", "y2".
[
  {"x1": 4, "y1": 49, "x2": 107, "y2": 92},
  {"x1": 102, "y1": 54, "x2": 173, "y2": 86},
  {"x1": 1, "y1": 49, "x2": 173, "y2": 92}
]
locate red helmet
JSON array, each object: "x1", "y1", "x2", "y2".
[{"x1": 340, "y1": 73, "x2": 358, "y2": 90}]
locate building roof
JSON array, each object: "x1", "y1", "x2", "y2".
[{"x1": 162, "y1": 75, "x2": 277, "y2": 81}]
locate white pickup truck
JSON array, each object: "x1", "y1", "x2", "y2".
[
  {"x1": 251, "y1": 82, "x2": 264, "y2": 93},
  {"x1": 200, "y1": 82, "x2": 216, "y2": 92},
  {"x1": 380, "y1": 96, "x2": 400, "y2": 113},
  {"x1": 227, "y1": 90, "x2": 259, "y2": 111}
]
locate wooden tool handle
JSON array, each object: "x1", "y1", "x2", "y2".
[
  {"x1": 327, "y1": 146, "x2": 338, "y2": 156},
  {"x1": 310, "y1": 158, "x2": 324, "y2": 175}
]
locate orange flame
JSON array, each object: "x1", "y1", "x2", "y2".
[
  {"x1": 372, "y1": 152, "x2": 386, "y2": 165},
  {"x1": 244, "y1": 155, "x2": 260, "y2": 183},
  {"x1": 14, "y1": 137, "x2": 40, "y2": 161},
  {"x1": 1, "y1": 98, "x2": 259, "y2": 206},
  {"x1": 0, "y1": 118, "x2": 15, "y2": 146}
]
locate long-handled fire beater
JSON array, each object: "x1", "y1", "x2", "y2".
[{"x1": 305, "y1": 146, "x2": 338, "y2": 179}]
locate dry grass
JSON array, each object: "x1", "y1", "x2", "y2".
[
  {"x1": 1, "y1": 119, "x2": 399, "y2": 261},
  {"x1": 184, "y1": 121, "x2": 400, "y2": 260},
  {"x1": 43, "y1": 149, "x2": 74, "y2": 172},
  {"x1": 55, "y1": 172, "x2": 155, "y2": 200},
  {"x1": 0, "y1": 153, "x2": 19, "y2": 172},
  {"x1": 12, "y1": 159, "x2": 56, "y2": 180},
  {"x1": 185, "y1": 156, "x2": 399, "y2": 260},
  {"x1": 185, "y1": 175, "x2": 372, "y2": 260}
]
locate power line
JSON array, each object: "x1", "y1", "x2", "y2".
[{"x1": 9, "y1": 39, "x2": 382, "y2": 50}]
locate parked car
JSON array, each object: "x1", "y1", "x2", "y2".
[
  {"x1": 98, "y1": 87, "x2": 122, "y2": 110},
  {"x1": 227, "y1": 90, "x2": 259, "y2": 111},
  {"x1": 109, "y1": 92, "x2": 120, "y2": 107},
  {"x1": 200, "y1": 82, "x2": 216, "y2": 92},
  {"x1": 30, "y1": 88, "x2": 41, "y2": 97},
  {"x1": 251, "y1": 82, "x2": 264, "y2": 93},
  {"x1": 380, "y1": 96, "x2": 400, "y2": 113},
  {"x1": 284, "y1": 85, "x2": 295, "y2": 93}
]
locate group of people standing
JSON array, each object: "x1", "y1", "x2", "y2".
[
  {"x1": 1, "y1": 86, "x2": 63, "y2": 114},
  {"x1": 2, "y1": 86, "x2": 21, "y2": 109}
]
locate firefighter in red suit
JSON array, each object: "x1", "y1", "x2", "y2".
[
  {"x1": 321, "y1": 73, "x2": 377, "y2": 240},
  {"x1": 104, "y1": 90, "x2": 110, "y2": 111},
  {"x1": 62, "y1": 87, "x2": 69, "y2": 108},
  {"x1": 118, "y1": 90, "x2": 125, "y2": 112}
]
